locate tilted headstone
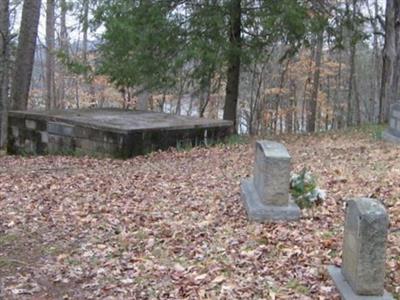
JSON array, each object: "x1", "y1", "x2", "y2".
[
  {"x1": 328, "y1": 198, "x2": 393, "y2": 300},
  {"x1": 383, "y1": 102, "x2": 400, "y2": 143},
  {"x1": 240, "y1": 140, "x2": 300, "y2": 222}
]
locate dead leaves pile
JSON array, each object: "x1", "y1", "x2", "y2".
[{"x1": 0, "y1": 128, "x2": 399, "y2": 299}]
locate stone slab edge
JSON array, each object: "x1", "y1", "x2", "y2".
[
  {"x1": 240, "y1": 177, "x2": 301, "y2": 222},
  {"x1": 328, "y1": 266, "x2": 393, "y2": 300},
  {"x1": 8, "y1": 110, "x2": 233, "y2": 133}
]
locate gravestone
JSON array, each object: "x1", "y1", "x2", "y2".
[
  {"x1": 328, "y1": 198, "x2": 393, "y2": 300},
  {"x1": 240, "y1": 140, "x2": 300, "y2": 222},
  {"x1": 383, "y1": 102, "x2": 400, "y2": 143}
]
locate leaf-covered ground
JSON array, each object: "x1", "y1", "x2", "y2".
[{"x1": 0, "y1": 127, "x2": 399, "y2": 299}]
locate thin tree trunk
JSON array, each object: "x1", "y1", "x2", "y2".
[
  {"x1": 276, "y1": 60, "x2": 289, "y2": 133},
  {"x1": 75, "y1": 79, "x2": 80, "y2": 108},
  {"x1": 368, "y1": 0, "x2": 380, "y2": 122},
  {"x1": 187, "y1": 92, "x2": 194, "y2": 116},
  {"x1": 347, "y1": 46, "x2": 354, "y2": 126},
  {"x1": 336, "y1": 50, "x2": 343, "y2": 129},
  {"x1": 82, "y1": 0, "x2": 89, "y2": 65},
  {"x1": 199, "y1": 85, "x2": 211, "y2": 118},
  {"x1": 302, "y1": 49, "x2": 314, "y2": 132},
  {"x1": 223, "y1": 0, "x2": 241, "y2": 132},
  {"x1": 249, "y1": 63, "x2": 266, "y2": 135},
  {"x1": 59, "y1": 0, "x2": 69, "y2": 109},
  {"x1": 346, "y1": 0, "x2": 359, "y2": 127},
  {"x1": 352, "y1": 45, "x2": 361, "y2": 125},
  {"x1": 175, "y1": 84, "x2": 184, "y2": 115},
  {"x1": 46, "y1": 0, "x2": 56, "y2": 110},
  {"x1": 161, "y1": 91, "x2": 166, "y2": 112},
  {"x1": 11, "y1": 0, "x2": 42, "y2": 110},
  {"x1": 199, "y1": 72, "x2": 213, "y2": 117},
  {"x1": 0, "y1": 0, "x2": 10, "y2": 150},
  {"x1": 286, "y1": 80, "x2": 295, "y2": 133},
  {"x1": 137, "y1": 90, "x2": 149, "y2": 111},
  {"x1": 248, "y1": 61, "x2": 257, "y2": 134},
  {"x1": 301, "y1": 82, "x2": 307, "y2": 132},
  {"x1": 308, "y1": 31, "x2": 323, "y2": 132},
  {"x1": 352, "y1": 0, "x2": 361, "y2": 125}
]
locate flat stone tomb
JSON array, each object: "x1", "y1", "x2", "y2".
[
  {"x1": 240, "y1": 140, "x2": 301, "y2": 222},
  {"x1": 328, "y1": 198, "x2": 393, "y2": 300},
  {"x1": 383, "y1": 102, "x2": 400, "y2": 143},
  {"x1": 7, "y1": 109, "x2": 232, "y2": 158}
]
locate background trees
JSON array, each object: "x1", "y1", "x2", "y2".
[
  {"x1": 0, "y1": 0, "x2": 398, "y2": 137},
  {"x1": 96, "y1": 0, "x2": 327, "y2": 132}
]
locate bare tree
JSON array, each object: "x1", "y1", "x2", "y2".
[
  {"x1": 46, "y1": 0, "x2": 56, "y2": 110},
  {"x1": 367, "y1": 0, "x2": 381, "y2": 122},
  {"x1": 11, "y1": 0, "x2": 42, "y2": 110},
  {"x1": 0, "y1": 0, "x2": 10, "y2": 149},
  {"x1": 58, "y1": 0, "x2": 69, "y2": 108},
  {"x1": 82, "y1": 0, "x2": 89, "y2": 65},
  {"x1": 308, "y1": 31, "x2": 323, "y2": 132}
]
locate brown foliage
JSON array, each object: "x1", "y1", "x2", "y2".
[{"x1": 0, "y1": 129, "x2": 399, "y2": 299}]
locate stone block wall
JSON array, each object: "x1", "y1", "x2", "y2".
[{"x1": 7, "y1": 111, "x2": 231, "y2": 158}]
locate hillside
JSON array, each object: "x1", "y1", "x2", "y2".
[{"x1": 0, "y1": 127, "x2": 399, "y2": 299}]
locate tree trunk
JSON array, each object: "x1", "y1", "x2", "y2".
[
  {"x1": 391, "y1": 1, "x2": 400, "y2": 107},
  {"x1": 335, "y1": 50, "x2": 343, "y2": 129},
  {"x1": 350, "y1": 42, "x2": 361, "y2": 125},
  {"x1": 46, "y1": 0, "x2": 56, "y2": 110},
  {"x1": 369, "y1": 0, "x2": 380, "y2": 122},
  {"x1": 249, "y1": 63, "x2": 266, "y2": 135},
  {"x1": 346, "y1": 0, "x2": 360, "y2": 127},
  {"x1": 59, "y1": 0, "x2": 69, "y2": 109},
  {"x1": 223, "y1": 0, "x2": 241, "y2": 132},
  {"x1": 137, "y1": 90, "x2": 149, "y2": 111},
  {"x1": 352, "y1": 0, "x2": 361, "y2": 125},
  {"x1": 286, "y1": 80, "x2": 295, "y2": 133},
  {"x1": 379, "y1": 0, "x2": 396, "y2": 123},
  {"x1": 0, "y1": 0, "x2": 10, "y2": 150},
  {"x1": 11, "y1": 0, "x2": 42, "y2": 110},
  {"x1": 82, "y1": 0, "x2": 89, "y2": 64},
  {"x1": 308, "y1": 31, "x2": 323, "y2": 132}
]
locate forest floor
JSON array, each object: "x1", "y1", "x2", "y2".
[{"x1": 0, "y1": 126, "x2": 399, "y2": 300}]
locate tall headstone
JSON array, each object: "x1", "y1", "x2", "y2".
[
  {"x1": 328, "y1": 198, "x2": 393, "y2": 300},
  {"x1": 383, "y1": 102, "x2": 400, "y2": 143},
  {"x1": 240, "y1": 140, "x2": 300, "y2": 222}
]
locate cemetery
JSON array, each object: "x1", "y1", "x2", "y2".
[
  {"x1": 0, "y1": 128, "x2": 399, "y2": 298},
  {"x1": 0, "y1": 0, "x2": 399, "y2": 297}
]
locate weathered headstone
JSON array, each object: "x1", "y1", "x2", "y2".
[
  {"x1": 383, "y1": 102, "x2": 400, "y2": 143},
  {"x1": 240, "y1": 140, "x2": 300, "y2": 222},
  {"x1": 328, "y1": 198, "x2": 393, "y2": 300}
]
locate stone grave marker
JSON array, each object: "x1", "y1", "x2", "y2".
[
  {"x1": 383, "y1": 102, "x2": 400, "y2": 143},
  {"x1": 240, "y1": 140, "x2": 300, "y2": 222},
  {"x1": 328, "y1": 198, "x2": 393, "y2": 300}
]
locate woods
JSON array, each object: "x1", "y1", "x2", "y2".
[
  {"x1": 0, "y1": 0, "x2": 399, "y2": 136},
  {"x1": 1, "y1": 1, "x2": 400, "y2": 298}
]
